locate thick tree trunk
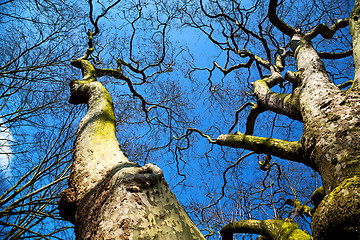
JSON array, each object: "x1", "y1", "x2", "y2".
[
  {"x1": 218, "y1": 2, "x2": 360, "y2": 239},
  {"x1": 57, "y1": 1, "x2": 360, "y2": 238},
  {"x1": 295, "y1": 34, "x2": 360, "y2": 240},
  {"x1": 59, "y1": 61, "x2": 204, "y2": 239}
]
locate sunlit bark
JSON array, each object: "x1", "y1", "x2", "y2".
[
  {"x1": 216, "y1": 1, "x2": 360, "y2": 239},
  {"x1": 221, "y1": 219, "x2": 312, "y2": 240},
  {"x1": 59, "y1": 51, "x2": 204, "y2": 239},
  {"x1": 56, "y1": 0, "x2": 360, "y2": 239}
]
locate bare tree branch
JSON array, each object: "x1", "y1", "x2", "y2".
[
  {"x1": 220, "y1": 218, "x2": 312, "y2": 240},
  {"x1": 306, "y1": 18, "x2": 349, "y2": 39},
  {"x1": 216, "y1": 133, "x2": 305, "y2": 165},
  {"x1": 253, "y1": 67, "x2": 302, "y2": 122},
  {"x1": 268, "y1": 0, "x2": 297, "y2": 37},
  {"x1": 319, "y1": 49, "x2": 353, "y2": 59}
]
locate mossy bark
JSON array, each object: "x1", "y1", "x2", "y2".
[
  {"x1": 59, "y1": 60, "x2": 204, "y2": 239},
  {"x1": 216, "y1": 133, "x2": 304, "y2": 165},
  {"x1": 220, "y1": 219, "x2": 312, "y2": 240},
  {"x1": 218, "y1": 2, "x2": 360, "y2": 239}
]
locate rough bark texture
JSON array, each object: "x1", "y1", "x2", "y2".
[
  {"x1": 218, "y1": 1, "x2": 360, "y2": 239},
  {"x1": 59, "y1": 66, "x2": 204, "y2": 239},
  {"x1": 350, "y1": 0, "x2": 360, "y2": 90},
  {"x1": 220, "y1": 219, "x2": 313, "y2": 240},
  {"x1": 297, "y1": 33, "x2": 360, "y2": 240},
  {"x1": 57, "y1": 1, "x2": 360, "y2": 239},
  {"x1": 216, "y1": 133, "x2": 304, "y2": 164}
]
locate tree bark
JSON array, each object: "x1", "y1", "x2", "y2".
[
  {"x1": 218, "y1": 1, "x2": 360, "y2": 239},
  {"x1": 59, "y1": 60, "x2": 204, "y2": 239},
  {"x1": 220, "y1": 219, "x2": 312, "y2": 240},
  {"x1": 57, "y1": 1, "x2": 360, "y2": 239}
]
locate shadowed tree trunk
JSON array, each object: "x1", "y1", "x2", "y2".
[{"x1": 58, "y1": 33, "x2": 205, "y2": 239}]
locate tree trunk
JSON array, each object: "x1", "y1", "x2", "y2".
[
  {"x1": 217, "y1": 1, "x2": 360, "y2": 239},
  {"x1": 59, "y1": 60, "x2": 204, "y2": 239},
  {"x1": 296, "y1": 34, "x2": 360, "y2": 240},
  {"x1": 57, "y1": 1, "x2": 360, "y2": 238}
]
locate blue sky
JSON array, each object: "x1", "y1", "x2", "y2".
[{"x1": 0, "y1": 0, "x2": 354, "y2": 238}]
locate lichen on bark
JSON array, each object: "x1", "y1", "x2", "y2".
[
  {"x1": 216, "y1": 132, "x2": 305, "y2": 165},
  {"x1": 216, "y1": 1, "x2": 360, "y2": 239},
  {"x1": 311, "y1": 175, "x2": 360, "y2": 239},
  {"x1": 59, "y1": 35, "x2": 204, "y2": 239},
  {"x1": 220, "y1": 218, "x2": 313, "y2": 240}
]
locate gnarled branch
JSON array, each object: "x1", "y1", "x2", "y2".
[
  {"x1": 268, "y1": 0, "x2": 297, "y2": 37},
  {"x1": 253, "y1": 68, "x2": 302, "y2": 122},
  {"x1": 245, "y1": 104, "x2": 265, "y2": 135},
  {"x1": 220, "y1": 219, "x2": 313, "y2": 240},
  {"x1": 318, "y1": 49, "x2": 353, "y2": 59},
  {"x1": 306, "y1": 19, "x2": 349, "y2": 39}
]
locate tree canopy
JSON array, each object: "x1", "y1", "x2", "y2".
[{"x1": 0, "y1": 0, "x2": 358, "y2": 239}]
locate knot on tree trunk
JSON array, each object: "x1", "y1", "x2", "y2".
[{"x1": 58, "y1": 187, "x2": 78, "y2": 224}]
